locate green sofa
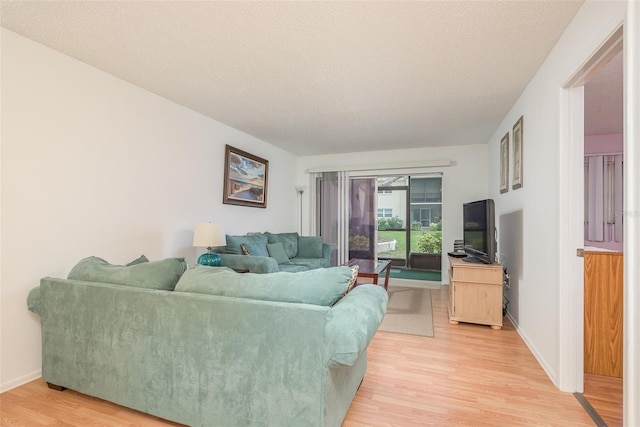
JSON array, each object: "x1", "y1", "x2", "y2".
[
  {"x1": 27, "y1": 257, "x2": 387, "y2": 427},
  {"x1": 218, "y1": 232, "x2": 332, "y2": 273}
]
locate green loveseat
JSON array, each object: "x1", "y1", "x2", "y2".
[
  {"x1": 217, "y1": 231, "x2": 332, "y2": 273},
  {"x1": 27, "y1": 257, "x2": 387, "y2": 427}
]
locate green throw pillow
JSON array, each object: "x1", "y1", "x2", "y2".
[
  {"x1": 175, "y1": 266, "x2": 353, "y2": 306},
  {"x1": 265, "y1": 232, "x2": 299, "y2": 258},
  {"x1": 68, "y1": 256, "x2": 187, "y2": 291},
  {"x1": 225, "y1": 234, "x2": 269, "y2": 257},
  {"x1": 267, "y1": 242, "x2": 290, "y2": 264},
  {"x1": 297, "y1": 236, "x2": 323, "y2": 258}
]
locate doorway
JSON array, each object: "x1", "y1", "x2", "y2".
[
  {"x1": 581, "y1": 45, "x2": 624, "y2": 427},
  {"x1": 561, "y1": 26, "x2": 624, "y2": 426},
  {"x1": 376, "y1": 174, "x2": 443, "y2": 278}
]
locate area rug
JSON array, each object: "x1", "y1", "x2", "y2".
[
  {"x1": 378, "y1": 285, "x2": 434, "y2": 337},
  {"x1": 389, "y1": 268, "x2": 442, "y2": 282}
]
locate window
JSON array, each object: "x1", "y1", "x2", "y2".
[
  {"x1": 377, "y1": 208, "x2": 393, "y2": 218},
  {"x1": 378, "y1": 189, "x2": 392, "y2": 194},
  {"x1": 584, "y1": 154, "x2": 623, "y2": 243}
]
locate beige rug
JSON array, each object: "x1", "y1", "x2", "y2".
[{"x1": 378, "y1": 285, "x2": 434, "y2": 337}]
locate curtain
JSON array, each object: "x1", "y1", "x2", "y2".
[
  {"x1": 349, "y1": 178, "x2": 377, "y2": 260},
  {"x1": 585, "y1": 154, "x2": 623, "y2": 243},
  {"x1": 317, "y1": 171, "x2": 350, "y2": 266}
]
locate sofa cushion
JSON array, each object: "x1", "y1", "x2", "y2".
[
  {"x1": 126, "y1": 255, "x2": 149, "y2": 266},
  {"x1": 267, "y1": 242, "x2": 290, "y2": 264},
  {"x1": 175, "y1": 266, "x2": 353, "y2": 306},
  {"x1": 287, "y1": 257, "x2": 329, "y2": 270},
  {"x1": 265, "y1": 232, "x2": 299, "y2": 258},
  {"x1": 297, "y1": 236, "x2": 323, "y2": 258},
  {"x1": 277, "y1": 263, "x2": 309, "y2": 273},
  {"x1": 68, "y1": 256, "x2": 187, "y2": 291},
  {"x1": 225, "y1": 234, "x2": 269, "y2": 257}
]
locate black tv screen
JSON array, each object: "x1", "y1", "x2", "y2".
[{"x1": 462, "y1": 199, "x2": 496, "y2": 264}]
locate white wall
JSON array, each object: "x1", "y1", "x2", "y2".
[
  {"x1": 0, "y1": 29, "x2": 298, "y2": 391},
  {"x1": 486, "y1": 1, "x2": 628, "y2": 388},
  {"x1": 297, "y1": 144, "x2": 490, "y2": 282}
]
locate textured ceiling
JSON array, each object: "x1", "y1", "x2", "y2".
[{"x1": 1, "y1": 1, "x2": 587, "y2": 155}]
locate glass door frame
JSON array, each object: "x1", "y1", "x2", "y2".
[{"x1": 377, "y1": 180, "x2": 411, "y2": 267}]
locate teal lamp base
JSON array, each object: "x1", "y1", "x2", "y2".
[{"x1": 198, "y1": 252, "x2": 221, "y2": 266}]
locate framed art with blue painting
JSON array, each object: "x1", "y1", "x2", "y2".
[{"x1": 223, "y1": 145, "x2": 269, "y2": 208}]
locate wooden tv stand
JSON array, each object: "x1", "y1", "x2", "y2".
[{"x1": 447, "y1": 256, "x2": 504, "y2": 329}]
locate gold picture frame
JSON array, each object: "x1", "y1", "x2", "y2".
[
  {"x1": 500, "y1": 132, "x2": 509, "y2": 194},
  {"x1": 223, "y1": 145, "x2": 269, "y2": 208},
  {"x1": 512, "y1": 116, "x2": 524, "y2": 190}
]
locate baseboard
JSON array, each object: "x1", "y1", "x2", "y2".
[
  {"x1": 505, "y1": 312, "x2": 560, "y2": 388},
  {"x1": 388, "y1": 278, "x2": 442, "y2": 289},
  {"x1": 1, "y1": 369, "x2": 41, "y2": 393}
]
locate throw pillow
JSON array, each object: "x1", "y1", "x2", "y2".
[
  {"x1": 267, "y1": 242, "x2": 290, "y2": 264},
  {"x1": 175, "y1": 265, "x2": 353, "y2": 306},
  {"x1": 297, "y1": 236, "x2": 323, "y2": 258},
  {"x1": 332, "y1": 265, "x2": 360, "y2": 306},
  {"x1": 264, "y1": 232, "x2": 299, "y2": 258},
  {"x1": 346, "y1": 265, "x2": 359, "y2": 293},
  {"x1": 225, "y1": 234, "x2": 269, "y2": 257},
  {"x1": 68, "y1": 256, "x2": 187, "y2": 291}
]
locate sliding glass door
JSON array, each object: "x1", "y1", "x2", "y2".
[
  {"x1": 377, "y1": 176, "x2": 409, "y2": 266},
  {"x1": 315, "y1": 172, "x2": 442, "y2": 270},
  {"x1": 377, "y1": 174, "x2": 442, "y2": 270}
]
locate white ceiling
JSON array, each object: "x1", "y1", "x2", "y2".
[{"x1": 1, "y1": 1, "x2": 599, "y2": 156}]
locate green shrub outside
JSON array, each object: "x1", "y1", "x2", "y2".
[
  {"x1": 416, "y1": 231, "x2": 442, "y2": 254},
  {"x1": 386, "y1": 216, "x2": 403, "y2": 229},
  {"x1": 378, "y1": 229, "x2": 442, "y2": 258}
]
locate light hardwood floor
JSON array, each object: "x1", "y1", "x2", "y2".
[
  {"x1": 583, "y1": 373, "x2": 623, "y2": 427},
  {"x1": 2, "y1": 288, "x2": 600, "y2": 426}
]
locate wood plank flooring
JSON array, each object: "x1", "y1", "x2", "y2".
[
  {"x1": 583, "y1": 373, "x2": 623, "y2": 427},
  {"x1": 1, "y1": 288, "x2": 604, "y2": 426}
]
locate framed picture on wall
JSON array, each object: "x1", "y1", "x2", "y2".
[
  {"x1": 500, "y1": 132, "x2": 509, "y2": 194},
  {"x1": 512, "y1": 116, "x2": 524, "y2": 190},
  {"x1": 223, "y1": 145, "x2": 269, "y2": 208}
]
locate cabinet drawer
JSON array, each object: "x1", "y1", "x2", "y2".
[{"x1": 451, "y1": 265, "x2": 502, "y2": 284}]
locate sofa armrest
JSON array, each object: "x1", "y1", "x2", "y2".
[
  {"x1": 218, "y1": 254, "x2": 279, "y2": 273},
  {"x1": 322, "y1": 243, "x2": 332, "y2": 261},
  {"x1": 324, "y1": 285, "x2": 388, "y2": 367},
  {"x1": 27, "y1": 286, "x2": 42, "y2": 315}
]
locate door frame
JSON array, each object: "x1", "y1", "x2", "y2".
[
  {"x1": 377, "y1": 179, "x2": 410, "y2": 266},
  {"x1": 560, "y1": 12, "x2": 640, "y2": 424},
  {"x1": 559, "y1": 26, "x2": 623, "y2": 393}
]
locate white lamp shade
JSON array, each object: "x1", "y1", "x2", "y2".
[{"x1": 193, "y1": 222, "x2": 225, "y2": 247}]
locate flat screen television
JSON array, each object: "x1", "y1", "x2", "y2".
[{"x1": 462, "y1": 198, "x2": 496, "y2": 264}]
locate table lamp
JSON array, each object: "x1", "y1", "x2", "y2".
[{"x1": 193, "y1": 222, "x2": 225, "y2": 266}]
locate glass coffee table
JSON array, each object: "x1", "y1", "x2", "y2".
[{"x1": 344, "y1": 258, "x2": 391, "y2": 290}]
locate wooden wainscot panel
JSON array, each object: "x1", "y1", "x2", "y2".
[{"x1": 584, "y1": 251, "x2": 623, "y2": 378}]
